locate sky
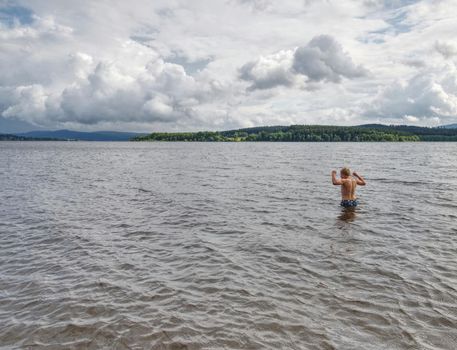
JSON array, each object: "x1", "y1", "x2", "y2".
[{"x1": 0, "y1": 0, "x2": 457, "y2": 132}]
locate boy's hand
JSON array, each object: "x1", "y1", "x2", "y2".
[
  {"x1": 352, "y1": 171, "x2": 366, "y2": 185},
  {"x1": 331, "y1": 170, "x2": 341, "y2": 185}
]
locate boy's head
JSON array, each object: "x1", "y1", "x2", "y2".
[{"x1": 340, "y1": 167, "x2": 351, "y2": 178}]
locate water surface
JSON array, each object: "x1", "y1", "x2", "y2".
[{"x1": 1, "y1": 142, "x2": 456, "y2": 349}]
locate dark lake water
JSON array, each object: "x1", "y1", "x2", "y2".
[{"x1": 1, "y1": 142, "x2": 456, "y2": 349}]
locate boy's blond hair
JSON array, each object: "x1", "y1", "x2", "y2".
[{"x1": 341, "y1": 167, "x2": 351, "y2": 176}]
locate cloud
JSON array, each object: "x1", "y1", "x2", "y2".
[
  {"x1": 1, "y1": 48, "x2": 229, "y2": 127},
  {"x1": 239, "y1": 49, "x2": 296, "y2": 90},
  {"x1": 0, "y1": 13, "x2": 72, "y2": 40},
  {"x1": 239, "y1": 35, "x2": 367, "y2": 90},
  {"x1": 404, "y1": 115, "x2": 418, "y2": 122},
  {"x1": 401, "y1": 57, "x2": 426, "y2": 68},
  {"x1": 1, "y1": 0, "x2": 457, "y2": 131},
  {"x1": 363, "y1": 63, "x2": 457, "y2": 123},
  {"x1": 231, "y1": 0, "x2": 272, "y2": 11},
  {"x1": 293, "y1": 35, "x2": 368, "y2": 82},
  {"x1": 435, "y1": 40, "x2": 457, "y2": 59},
  {"x1": 1, "y1": 84, "x2": 49, "y2": 121}
]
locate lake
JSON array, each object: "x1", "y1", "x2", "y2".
[{"x1": 1, "y1": 142, "x2": 456, "y2": 349}]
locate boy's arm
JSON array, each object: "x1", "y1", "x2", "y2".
[
  {"x1": 331, "y1": 170, "x2": 342, "y2": 185},
  {"x1": 353, "y1": 171, "x2": 366, "y2": 186}
]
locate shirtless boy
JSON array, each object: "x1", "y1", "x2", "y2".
[{"x1": 331, "y1": 167, "x2": 366, "y2": 207}]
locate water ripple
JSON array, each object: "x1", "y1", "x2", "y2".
[{"x1": 0, "y1": 142, "x2": 457, "y2": 349}]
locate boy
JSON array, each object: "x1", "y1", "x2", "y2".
[{"x1": 331, "y1": 167, "x2": 366, "y2": 207}]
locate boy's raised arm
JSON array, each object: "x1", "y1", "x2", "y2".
[
  {"x1": 353, "y1": 171, "x2": 366, "y2": 186},
  {"x1": 331, "y1": 170, "x2": 341, "y2": 185}
]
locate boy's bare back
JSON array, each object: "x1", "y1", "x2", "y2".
[
  {"x1": 331, "y1": 168, "x2": 366, "y2": 207},
  {"x1": 341, "y1": 177, "x2": 357, "y2": 200}
]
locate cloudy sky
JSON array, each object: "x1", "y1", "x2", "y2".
[{"x1": 1, "y1": 0, "x2": 457, "y2": 132}]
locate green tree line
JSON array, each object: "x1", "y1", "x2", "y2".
[{"x1": 133, "y1": 124, "x2": 457, "y2": 142}]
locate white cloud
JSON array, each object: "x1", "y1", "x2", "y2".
[
  {"x1": 2, "y1": 84, "x2": 48, "y2": 121},
  {"x1": 293, "y1": 35, "x2": 368, "y2": 83},
  {"x1": 3, "y1": 48, "x2": 231, "y2": 126},
  {"x1": 239, "y1": 35, "x2": 368, "y2": 90},
  {"x1": 363, "y1": 63, "x2": 457, "y2": 124},
  {"x1": 435, "y1": 40, "x2": 457, "y2": 59},
  {"x1": 404, "y1": 115, "x2": 418, "y2": 122},
  {"x1": 0, "y1": 14, "x2": 72, "y2": 40},
  {"x1": 231, "y1": 0, "x2": 272, "y2": 11},
  {"x1": 239, "y1": 49, "x2": 296, "y2": 90}
]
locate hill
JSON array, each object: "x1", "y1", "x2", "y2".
[{"x1": 440, "y1": 123, "x2": 457, "y2": 129}]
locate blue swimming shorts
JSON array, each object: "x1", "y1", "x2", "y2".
[{"x1": 340, "y1": 199, "x2": 358, "y2": 207}]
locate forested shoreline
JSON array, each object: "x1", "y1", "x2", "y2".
[
  {"x1": 0, "y1": 134, "x2": 60, "y2": 141},
  {"x1": 133, "y1": 124, "x2": 457, "y2": 142}
]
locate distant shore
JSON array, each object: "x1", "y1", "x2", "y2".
[
  {"x1": 0, "y1": 134, "x2": 63, "y2": 141},
  {"x1": 3, "y1": 124, "x2": 457, "y2": 142},
  {"x1": 133, "y1": 124, "x2": 457, "y2": 142}
]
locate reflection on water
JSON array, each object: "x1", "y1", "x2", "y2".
[
  {"x1": 1, "y1": 142, "x2": 457, "y2": 350},
  {"x1": 338, "y1": 206, "x2": 357, "y2": 222}
]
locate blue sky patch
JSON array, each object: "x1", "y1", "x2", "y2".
[
  {"x1": 167, "y1": 55, "x2": 213, "y2": 75},
  {"x1": 0, "y1": 4, "x2": 34, "y2": 26},
  {"x1": 385, "y1": 9, "x2": 413, "y2": 34},
  {"x1": 381, "y1": 0, "x2": 421, "y2": 10}
]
